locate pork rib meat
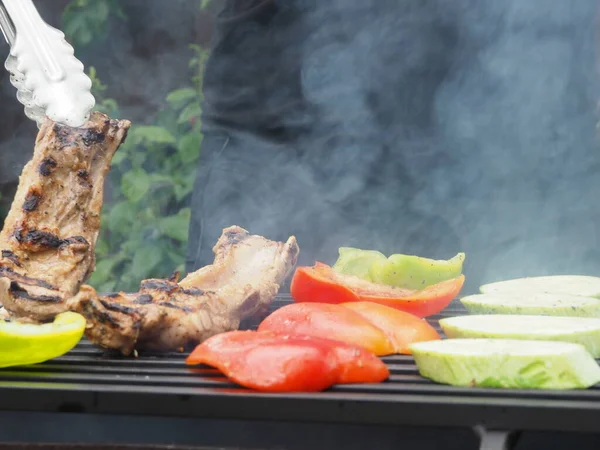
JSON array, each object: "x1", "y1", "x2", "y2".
[
  {"x1": 0, "y1": 112, "x2": 299, "y2": 356},
  {"x1": 0, "y1": 112, "x2": 131, "y2": 321},
  {"x1": 71, "y1": 226, "x2": 299, "y2": 355}
]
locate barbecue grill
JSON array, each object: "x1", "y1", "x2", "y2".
[
  {"x1": 0, "y1": 1, "x2": 599, "y2": 449},
  {"x1": 0, "y1": 295, "x2": 598, "y2": 450}
]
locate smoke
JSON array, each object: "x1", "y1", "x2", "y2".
[
  {"x1": 68, "y1": 0, "x2": 204, "y2": 122},
  {"x1": 190, "y1": 0, "x2": 600, "y2": 293},
  {"x1": 431, "y1": 0, "x2": 600, "y2": 290},
  {"x1": 1, "y1": 1, "x2": 598, "y2": 293}
]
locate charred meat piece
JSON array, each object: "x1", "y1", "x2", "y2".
[
  {"x1": 0, "y1": 112, "x2": 130, "y2": 321},
  {"x1": 70, "y1": 226, "x2": 299, "y2": 355}
]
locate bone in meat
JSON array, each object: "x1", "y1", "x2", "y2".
[
  {"x1": 70, "y1": 226, "x2": 299, "y2": 355},
  {"x1": 0, "y1": 112, "x2": 130, "y2": 321}
]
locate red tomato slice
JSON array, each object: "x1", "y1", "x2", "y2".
[
  {"x1": 258, "y1": 302, "x2": 395, "y2": 356},
  {"x1": 186, "y1": 330, "x2": 389, "y2": 392},
  {"x1": 341, "y1": 301, "x2": 440, "y2": 354},
  {"x1": 291, "y1": 262, "x2": 464, "y2": 318}
]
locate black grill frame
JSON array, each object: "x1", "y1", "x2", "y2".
[{"x1": 0, "y1": 296, "x2": 599, "y2": 448}]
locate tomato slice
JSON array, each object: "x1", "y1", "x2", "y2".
[
  {"x1": 291, "y1": 262, "x2": 464, "y2": 318},
  {"x1": 258, "y1": 302, "x2": 395, "y2": 356},
  {"x1": 341, "y1": 302, "x2": 440, "y2": 354},
  {"x1": 186, "y1": 330, "x2": 389, "y2": 392}
]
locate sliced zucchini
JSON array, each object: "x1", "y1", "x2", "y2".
[
  {"x1": 410, "y1": 339, "x2": 600, "y2": 389},
  {"x1": 440, "y1": 315, "x2": 600, "y2": 357},
  {"x1": 480, "y1": 276, "x2": 600, "y2": 298},
  {"x1": 460, "y1": 293, "x2": 600, "y2": 318}
]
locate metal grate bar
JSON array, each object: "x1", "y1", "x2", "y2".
[{"x1": 0, "y1": 297, "x2": 599, "y2": 435}]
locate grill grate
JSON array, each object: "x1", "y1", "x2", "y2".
[{"x1": 0, "y1": 296, "x2": 599, "y2": 435}]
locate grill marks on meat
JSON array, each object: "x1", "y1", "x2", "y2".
[
  {"x1": 38, "y1": 158, "x2": 57, "y2": 176},
  {"x1": 14, "y1": 225, "x2": 63, "y2": 250},
  {"x1": 12, "y1": 226, "x2": 91, "y2": 252},
  {"x1": 0, "y1": 266, "x2": 56, "y2": 290},
  {"x1": 0, "y1": 112, "x2": 298, "y2": 356},
  {"x1": 22, "y1": 189, "x2": 42, "y2": 212},
  {"x1": 0, "y1": 112, "x2": 130, "y2": 321},
  {"x1": 70, "y1": 226, "x2": 299, "y2": 355},
  {"x1": 9, "y1": 282, "x2": 62, "y2": 303},
  {"x1": 1, "y1": 251, "x2": 21, "y2": 267}
]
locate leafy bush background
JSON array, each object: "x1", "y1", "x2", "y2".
[{"x1": 63, "y1": 0, "x2": 210, "y2": 292}]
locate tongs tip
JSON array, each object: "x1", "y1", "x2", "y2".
[{"x1": 0, "y1": 0, "x2": 96, "y2": 128}]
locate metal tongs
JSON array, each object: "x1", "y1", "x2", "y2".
[{"x1": 0, "y1": 0, "x2": 95, "y2": 127}]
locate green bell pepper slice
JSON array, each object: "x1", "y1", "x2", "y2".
[
  {"x1": 332, "y1": 247, "x2": 387, "y2": 281},
  {"x1": 333, "y1": 247, "x2": 465, "y2": 290}
]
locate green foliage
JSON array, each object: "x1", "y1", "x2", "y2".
[
  {"x1": 63, "y1": 1, "x2": 211, "y2": 292},
  {"x1": 63, "y1": 0, "x2": 126, "y2": 48},
  {"x1": 88, "y1": 67, "x2": 120, "y2": 117}
]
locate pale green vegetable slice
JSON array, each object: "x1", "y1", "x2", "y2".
[
  {"x1": 480, "y1": 276, "x2": 600, "y2": 298},
  {"x1": 460, "y1": 293, "x2": 600, "y2": 318},
  {"x1": 0, "y1": 311, "x2": 86, "y2": 368},
  {"x1": 332, "y1": 247, "x2": 387, "y2": 281},
  {"x1": 440, "y1": 315, "x2": 600, "y2": 357},
  {"x1": 369, "y1": 252, "x2": 465, "y2": 290},
  {"x1": 410, "y1": 339, "x2": 600, "y2": 389},
  {"x1": 333, "y1": 247, "x2": 465, "y2": 289}
]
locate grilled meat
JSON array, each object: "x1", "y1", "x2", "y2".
[
  {"x1": 0, "y1": 112, "x2": 130, "y2": 321},
  {"x1": 0, "y1": 112, "x2": 297, "y2": 356},
  {"x1": 71, "y1": 226, "x2": 299, "y2": 355}
]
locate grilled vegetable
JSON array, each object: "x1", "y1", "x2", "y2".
[
  {"x1": 186, "y1": 330, "x2": 389, "y2": 392},
  {"x1": 333, "y1": 247, "x2": 387, "y2": 281},
  {"x1": 342, "y1": 302, "x2": 440, "y2": 354},
  {"x1": 291, "y1": 262, "x2": 465, "y2": 317},
  {"x1": 411, "y1": 339, "x2": 600, "y2": 389},
  {"x1": 480, "y1": 276, "x2": 600, "y2": 298},
  {"x1": 440, "y1": 315, "x2": 600, "y2": 357},
  {"x1": 0, "y1": 311, "x2": 86, "y2": 368},
  {"x1": 334, "y1": 247, "x2": 465, "y2": 290},
  {"x1": 460, "y1": 293, "x2": 600, "y2": 317},
  {"x1": 258, "y1": 303, "x2": 395, "y2": 356}
]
